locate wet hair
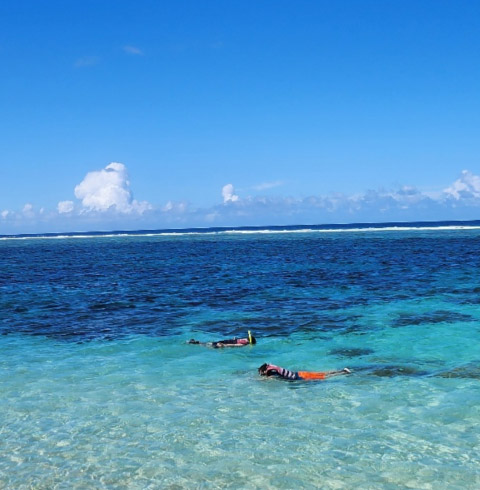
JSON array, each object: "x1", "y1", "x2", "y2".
[
  {"x1": 250, "y1": 335, "x2": 257, "y2": 345},
  {"x1": 258, "y1": 363, "x2": 268, "y2": 375}
]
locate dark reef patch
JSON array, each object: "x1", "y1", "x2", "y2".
[
  {"x1": 392, "y1": 310, "x2": 474, "y2": 328},
  {"x1": 352, "y1": 364, "x2": 428, "y2": 377},
  {"x1": 437, "y1": 363, "x2": 480, "y2": 379},
  {"x1": 369, "y1": 365, "x2": 428, "y2": 377},
  {"x1": 329, "y1": 347, "x2": 375, "y2": 358}
]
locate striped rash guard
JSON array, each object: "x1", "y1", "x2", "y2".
[
  {"x1": 263, "y1": 364, "x2": 326, "y2": 380},
  {"x1": 263, "y1": 364, "x2": 299, "y2": 380}
]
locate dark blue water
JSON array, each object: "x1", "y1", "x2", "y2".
[{"x1": 2, "y1": 224, "x2": 480, "y2": 344}]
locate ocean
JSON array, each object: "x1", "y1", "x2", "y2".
[{"x1": 1, "y1": 221, "x2": 479, "y2": 489}]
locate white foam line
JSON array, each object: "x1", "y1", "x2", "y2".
[
  {"x1": 0, "y1": 232, "x2": 210, "y2": 241},
  {"x1": 223, "y1": 229, "x2": 316, "y2": 234},
  {"x1": 309, "y1": 225, "x2": 480, "y2": 233},
  {"x1": 2, "y1": 225, "x2": 480, "y2": 241},
  {"x1": 216, "y1": 226, "x2": 480, "y2": 234}
]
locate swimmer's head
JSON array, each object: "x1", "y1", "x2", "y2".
[
  {"x1": 248, "y1": 331, "x2": 257, "y2": 344},
  {"x1": 258, "y1": 363, "x2": 268, "y2": 375}
]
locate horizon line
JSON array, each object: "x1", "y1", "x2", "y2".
[{"x1": 2, "y1": 218, "x2": 480, "y2": 240}]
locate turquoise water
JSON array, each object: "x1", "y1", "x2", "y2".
[{"x1": 1, "y1": 227, "x2": 479, "y2": 488}]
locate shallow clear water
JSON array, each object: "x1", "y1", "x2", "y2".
[{"x1": 1, "y1": 228, "x2": 479, "y2": 488}]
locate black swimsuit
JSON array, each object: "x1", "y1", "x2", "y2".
[{"x1": 212, "y1": 339, "x2": 237, "y2": 348}]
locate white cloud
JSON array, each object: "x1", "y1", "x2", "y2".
[
  {"x1": 222, "y1": 184, "x2": 239, "y2": 203},
  {"x1": 163, "y1": 201, "x2": 174, "y2": 212},
  {"x1": 74, "y1": 162, "x2": 152, "y2": 214},
  {"x1": 57, "y1": 200, "x2": 74, "y2": 214},
  {"x1": 4, "y1": 168, "x2": 480, "y2": 235},
  {"x1": 253, "y1": 181, "x2": 284, "y2": 191},
  {"x1": 162, "y1": 200, "x2": 188, "y2": 214},
  {"x1": 443, "y1": 170, "x2": 480, "y2": 200},
  {"x1": 123, "y1": 45, "x2": 144, "y2": 56},
  {"x1": 22, "y1": 203, "x2": 34, "y2": 218},
  {"x1": 181, "y1": 171, "x2": 480, "y2": 227}
]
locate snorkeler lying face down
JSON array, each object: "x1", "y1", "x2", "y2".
[
  {"x1": 258, "y1": 363, "x2": 351, "y2": 380},
  {"x1": 187, "y1": 331, "x2": 256, "y2": 348}
]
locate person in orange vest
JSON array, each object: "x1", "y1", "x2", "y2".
[{"x1": 258, "y1": 363, "x2": 350, "y2": 380}]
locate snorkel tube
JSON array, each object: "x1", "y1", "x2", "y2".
[{"x1": 248, "y1": 330, "x2": 253, "y2": 344}]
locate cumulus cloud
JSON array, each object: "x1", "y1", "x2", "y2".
[
  {"x1": 123, "y1": 45, "x2": 144, "y2": 56},
  {"x1": 74, "y1": 162, "x2": 152, "y2": 214},
  {"x1": 162, "y1": 200, "x2": 188, "y2": 213},
  {"x1": 222, "y1": 184, "x2": 239, "y2": 203},
  {"x1": 22, "y1": 203, "x2": 34, "y2": 218},
  {"x1": 57, "y1": 200, "x2": 74, "y2": 214},
  {"x1": 5, "y1": 167, "x2": 480, "y2": 236},
  {"x1": 197, "y1": 173, "x2": 477, "y2": 226},
  {"x1": 444, "y1": 170, "x2": 480, "y2": 200}
]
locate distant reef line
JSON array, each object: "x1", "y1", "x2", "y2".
[{"x1": 2, "y1": 219, "x2": 480, "y2": 240}]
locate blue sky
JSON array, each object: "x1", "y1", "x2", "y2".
[{"x1": 1, "y1": 0, "x2": 480, "y2": 233}]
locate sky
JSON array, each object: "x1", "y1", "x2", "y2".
[{"x1": 1, "y1": 0, "x2": 480, "y2": 234}]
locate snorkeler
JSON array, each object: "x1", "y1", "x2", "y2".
[
  {"x1": 258, "y1": 363, "x2": 351, "y2": 380},
  {"x1": 187, "y1": 331, "x2": 256, "y2": 348}
]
